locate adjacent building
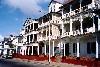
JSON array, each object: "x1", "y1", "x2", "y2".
[{"x1": 0, "y1": 35, "x2": 15, "y2": 57}]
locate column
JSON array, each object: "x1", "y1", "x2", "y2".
[
  {"x1": 41, "y1": 18, "x2": 43, "y2": 40},
  {"x1": 59, "y1": 42, "x2": 61, "y2": 53},
  {"x1": 62, "y1": 21, "x2": 64, "y2": 36},
  {"x1": 80, "y1": 15, "x2": 83, "y2": 34},
  {"x1": 62, "y1": 9, "x2": 64, "y2": 19},
  {"x1": 16, "y1": 46, "x2": 17, "y2": 53},
  {"x1": 38, "y1": 45, "x2": 39, "y2": 55},
  {"x1": 77, "y1": 39, "x2": 80, "y2": 57},
  {"x1": 80, "y1": 1, "x2": 83, "y2": 34},
  {"x1": 29, "y1": 35, "x2": 30, "y2": 43},
  {"x1": 33, "y1": 23, "x2": 34, "y2": 30},
  {"x1": 52, "y1": 40, "x2": 54, "y2": 56},
  {"x1": 46, "y1": 28, "x2": 47, "y2": 39},
  {"x1": 70, "y1": 19, "x2": 72, "y2": 32},
  {"x1": 48, "y1": 22, "x2": 51, "y2": 63},
  {"x1": 64, "y1": 43, "x2": 65, "y2": 56},
  {"x1": 92, "y1": 0, "x2": 95, "y2": 7},
  {"x1": 96, "y1": 36, "x2": 99, "y2": 58},
  {"x1": 70, "y1": 5, "x2": 72, "y2": 35},
  {"x1": 62, "y1": 9, "x2": 64, "y2": 36},
  {"x1": 44, "y1": 44, "x2": 46, "y2": 55},
  {"x1": 31, "y1": 46, "x2": 33, "y2": 55}
]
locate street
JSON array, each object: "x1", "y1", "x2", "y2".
[{"x1": 0, "y1": 58, "x2": 45, "y2": 67}]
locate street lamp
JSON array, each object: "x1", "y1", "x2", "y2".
[{"x1": 48, "y1": 15, "x2": 51, "y2": 64}]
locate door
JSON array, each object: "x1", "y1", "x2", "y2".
[{"x1": 65, "y1": 43, "x2": 69, "y2": 56}]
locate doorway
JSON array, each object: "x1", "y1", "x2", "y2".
[{"x1": 65, "y1": 43, "x2": 69, "y2": 56}]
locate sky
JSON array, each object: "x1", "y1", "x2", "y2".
[
  {"x1": 0, "y1": 0, "x2": 52, "y2": 40},
  {"x1": 0, "y1": 0, "x2": 67, "y2": 41}
]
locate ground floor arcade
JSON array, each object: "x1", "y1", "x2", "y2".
[{"x1": 16, "y1": 33, "x2": 100, "y2": 59}]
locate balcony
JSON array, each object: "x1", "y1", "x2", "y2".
[
  {"x1": 72, "y1": 30, "x2": 81, "y2": 36},
  {"x1": 37, "y1": 36, "x2": 43, "y2": 42},
  {"x1": 62, "y1": 3, "x2": 98, "y2": 20},
  {"x1": 82, "y1": 16, "x2": 95, "y2": 34},
  {"x1": 38, "y1": 22, "x2": 49, "y2": 28},
  {"x1": 61, "y1": 32, "x2": 70, "y2": 38},
  {"x1": 42, "y1": 36, "x2": 49, "y2": 41},
  {"x1": 51, "y1": 35, "x2": 58, "y2": 39},
  {"x1": 84, "y1": 27, "x2": 95, "y2": 34}
]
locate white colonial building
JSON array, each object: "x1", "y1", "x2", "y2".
[{"x1": 16, "y1": 0, "x2": 100, "y2": 61}]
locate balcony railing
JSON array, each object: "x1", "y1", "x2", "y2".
[
  {"x1": 85, "y1": 27, "x2": 95, "y2": 34},
  {"x1": 62, "y1": 3, "x2": 98, "y2": 20},
  {"x1": 42, "y1": 36, "x2": 49, "y2": 41},
  {"x1": 62, "y1": 32, "x2": 70, "y2": 38},
  {"x1": 72, "y1": 30, "x2": 81, "y2": 36},
  {"x1": 51, "y1": 35, "x2": 58, "y2": 39},
  {"x1": 38, "y1": 21, "x2": 49, "y2": 28}
]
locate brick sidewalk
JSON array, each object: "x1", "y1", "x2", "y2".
[{"x1": 13, "y1": 58, "x2": 87, "y2": 67}]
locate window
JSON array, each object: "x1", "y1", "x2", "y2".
[
  {"x1": 34, "y1": 23, "x2": 38, "y2": 31},
  {"x1": 28, "y1": 25, "x2": 30, "y2": 30},
  {"x1": 30, "y1": 34, "x2": 33, "y2": 42},
  {"x1": 25, "y1": 27, "x2": 28, "y2": 33},
  {"x1": 73, "y1": 43, "x2": 77, "y2": 53},
  {"x1": 87, "y1": 42, "x2": 91, "y2": 54},
  {"x1": 87, "y1": 42, "x2": 96, "y2": 54},
  {"x1": 94, "y1": 16, "x2": 98, "y2": 30},
  {"x1": 31, "y1": 24, "x2": 33, "y2": 30},
  {"x1": 27, "y1": 35, "x2": 29, "y2": 43},
  {"x1": 60, "y1": 29, "x2": 62, "y2": 35},
  {"x1": 82, "y1": 17, "x2": 93, "y2": 29},
  {"x1": 73, "y1": 43, "x2": 80, "y2": 53},
  {"x1": 54, "y1": 5, "x2": 55, "y2": 12},
  {"x1": 34, "y1": 34, "x2": 37, "y2": 41},
  {"x1": 46, "y1": 45, "x2": 49, "y2": 53},
  {"x1": 51, "y1": 7, "x2": 52, "y2": 12}
]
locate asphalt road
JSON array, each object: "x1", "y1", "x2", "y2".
[{"x1": 0, "y1": 58, "x2": 45, "y2": 67}]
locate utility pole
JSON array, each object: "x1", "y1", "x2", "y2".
[{"x1": 48, "y1": 15, "x2": 51, "y2": 64}]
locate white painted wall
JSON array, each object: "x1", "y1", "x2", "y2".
[{"x1": 49, "y1": 2, "x2": 62, "y2": 13}]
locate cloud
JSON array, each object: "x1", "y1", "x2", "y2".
[
  {"x1": 0, "y1": 35, "x2": 4, "y2": 41},
  {"x1": 15, "y1": 18, "x2": 19, "y2": 21},
  {"x1": 54, "y1": 0, "x2": 73, "y2": 4},
  {"x1": 2, "y1": 0, "x2": 51, "y2": 17}
]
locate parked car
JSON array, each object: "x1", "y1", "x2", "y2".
[{"x1": 2, "y1": 54, "x2": 13, "y2": 59}]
